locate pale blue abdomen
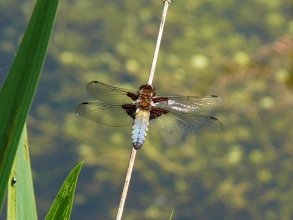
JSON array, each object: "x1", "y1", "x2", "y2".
[{"x1": 132, "y1": 110, "x2": 150, "y2": 149}]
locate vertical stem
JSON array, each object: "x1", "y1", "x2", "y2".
[
  {"x1": 116, "y1": 148, "x2": 137, "y2": 220},
  {"x1": 116, "y1": 1, "x2": 171, "y2": 219},
  {"x1": 148, "y1": 0, "x2": 171, "y2": 85}
]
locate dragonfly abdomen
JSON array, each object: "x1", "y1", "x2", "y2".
[{"x1": 132, "y1": 109, "x2": 150, "y2": 150}]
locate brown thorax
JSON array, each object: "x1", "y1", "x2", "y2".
[{"x1": 136, "y1": 84, "x2": 156, "y2": 110}]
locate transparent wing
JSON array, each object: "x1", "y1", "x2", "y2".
[
  {"x1": 86, "y1": 81, "x2": 138, "y2": 104},
  {"x1": 149, "y1": 110, "x2": 223, "y2": 133},
  {"x1": 153, "y1": 95, "x2": 224, "y2": 112},
  {"x1": 76, "y1": 102, "x2": 134, "y2": 127}
]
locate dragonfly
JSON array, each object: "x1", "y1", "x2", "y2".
[{"x1": 76, "y1": 81, "x2": 224, "y2": 150}]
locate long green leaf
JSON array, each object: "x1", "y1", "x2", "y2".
[
  {"x1": 0, "y1": 0, "x2": 60, "y2": 209},
  {"x1": 7, "y1": 126, "x2": 37, "y2": 220},
  {"x1": 45, "y1": 162, "x2": 84, "y2": 220}
]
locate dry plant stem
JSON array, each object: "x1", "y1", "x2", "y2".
[
  {"x1": 116, "y1": 148, "x2": 137, "y2": 220},
  {"x1": 148, "y1": 0, "x2": 171, "y2": 85},
  {"x1": 116, "y1": 1, "x2": 171, "y2": 220}
]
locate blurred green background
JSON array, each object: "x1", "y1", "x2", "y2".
[{"x1": 1, "y1": 0, "x2": 293, "y2": 219}]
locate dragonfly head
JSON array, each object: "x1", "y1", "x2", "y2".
[{"x1": 138, "y1": 84, "x2": 156, "y2": 97}]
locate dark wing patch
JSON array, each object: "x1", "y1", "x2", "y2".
[{"x1": 150, "y1": 107, "x2": 169, "y2": 120}]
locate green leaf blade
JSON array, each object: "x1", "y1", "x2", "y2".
[
  {"x1": 45, "y1": 162, "x2": 83, "y2": 220},
  {"x1": 0, "y1": 0, "x2": 60, "y2": 208},
  {"x1": 7, "y1": 126, "x2": 37, "y2": 220}
]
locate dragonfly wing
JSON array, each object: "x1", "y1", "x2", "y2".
[
  {"x1": 153, "y1": 95, "x2": 224, "y2": 112},
  {"x1": 149, "y1": 111, "x2": 223, "y2": 133},
  {"x1": 76, "y1": 102, "x2": 134, "y2": 127},
  {"x1": 86, "y1": 81, "x2": 138, "y2": 104}
]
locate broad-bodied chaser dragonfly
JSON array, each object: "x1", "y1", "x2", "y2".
[{"x1": 76, "y1": 81, "x2": 224, "y2": 150}]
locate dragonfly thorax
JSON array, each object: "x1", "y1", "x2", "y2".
[{"x1": 136, "y1": 84, "x2": 156, "y2": 111}]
